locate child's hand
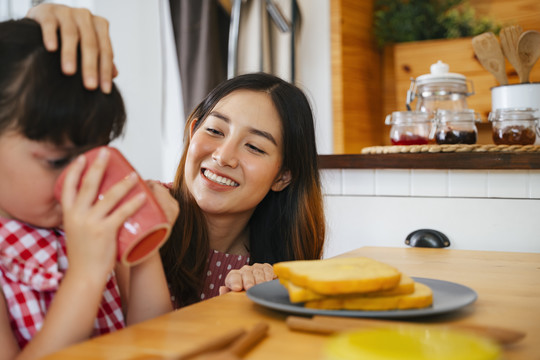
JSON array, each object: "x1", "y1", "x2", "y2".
[
  {"x1": 219, "y1": 263, "x2": 276, "y2": 295},
  {"x1": 60, "y1": 148, "x2": 146, "y2": 280},
  {"x1": 26, "y1": 3, "x2": 117, "y2": 93},
  {"x1": 145, "y1": 180, "x2": 179, "y2": 226}
]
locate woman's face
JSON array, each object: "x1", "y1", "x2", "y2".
[
  {"x1": 184, "y1": 89, "x2": 290, "y2": 218},
  {"x1": 0, "y1": 131, "x2": 74, "y2": 228}
]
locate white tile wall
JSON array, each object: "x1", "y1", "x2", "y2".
[
  {"x1": 342, "y1": 169, "x2": 375, "y2": 195},
  {"x1": 374, "y1": 169, "x2": 411, "y2": 196},
  {"x1": 411, "y1": 170, "x2": 449, "y2": 197},
  {"x1": 321, "y1": 169, "x2": 540, "y2": 199},
  {"x1": 487, "y1": 170, "x2": 529, "y2": 198}
]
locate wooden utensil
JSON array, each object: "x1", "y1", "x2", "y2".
[
  {"x1": 472, "y1": 32, "x2": 508, "y2": 85},
  {"x1": 518, "y1": 30, "x2": 540, "y2": 83},
  {"x1": 174, "y1": 328, "x2": 246, "y2": 360},
  {"x1": 500, "y1": 25, "x2": 524, "y2": 81},
  {"x1": 179, "y1": 322, "x2": 269, "y2": 360},
  {"x1": 286, "y1": 315, "x2": 525, "y2": 346}
]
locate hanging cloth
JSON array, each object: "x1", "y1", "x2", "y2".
[{"x1": 168, "y1": 0, "x2": 230, "y2": 119}]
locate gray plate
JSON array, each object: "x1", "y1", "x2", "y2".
[{"x1": 246, "y1": 277, "x2": 477, "y2": 318}]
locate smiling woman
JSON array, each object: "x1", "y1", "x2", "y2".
[{"x1": 160, "y1": 72, "x2": 326, "y2": 307}]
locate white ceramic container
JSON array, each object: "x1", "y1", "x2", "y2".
[{"x1": 491, "y1": 83, "x2": 540, "y2": 117}]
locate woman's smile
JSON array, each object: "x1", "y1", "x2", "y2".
[{"x1": 202, "y1": 168, "x2": 239, "y2": 187}]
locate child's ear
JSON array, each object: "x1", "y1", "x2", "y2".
[{"x1": 271, "y1": 170, "x2": 292, "y2": 192}]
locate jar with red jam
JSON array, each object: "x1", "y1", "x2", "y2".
[
  {"x1": 488, "y1": 108, "x2": 539, "y2": 145},
  {"x1": 385, "y1": 111, "x2": 433, "y2": 145},
  {"x1": 433, "y1": 109, "x2": 480, "y2": 145}
]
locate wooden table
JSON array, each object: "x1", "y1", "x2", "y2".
[{"x1": 44, "y1": 247, "x2": 540, "y2": 360}]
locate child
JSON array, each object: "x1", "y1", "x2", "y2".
[{"x1": 0, "y1": 19, "x2": 177, "y2": 359}]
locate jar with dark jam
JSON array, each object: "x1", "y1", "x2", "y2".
[
  {"x1": 488, "y1": 108, "x2": 539, "y2": 145},
  {"x1": 385, "y1": 111, "x2": 433, "y2": 145},
  {"x1": 433, "y1": 110, "x2": 480, "y2": 145}
]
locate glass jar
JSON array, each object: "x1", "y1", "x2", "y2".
[
  {"x1": 488, "y1": 108, "x2": 539, "y2": 145},
  {"x1": 407, "y1": 61, "x2": 474, "y2": 113},
  {"x1": 385, "y1": 111, "x2": 433, "y2": 145},
  {"x1": 433, "y1": 110, "x2": 481, "y2": 145}
]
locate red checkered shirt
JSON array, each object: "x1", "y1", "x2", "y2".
[{"x1": 0, "y1": 217, "x2": 125, "y2": 348}]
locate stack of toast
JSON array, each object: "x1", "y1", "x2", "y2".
[{"x1": 273, "y1": 257, "x2": 433, "y2": 311}]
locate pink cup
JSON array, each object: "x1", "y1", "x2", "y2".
[{"x1": 54, "y1": 146, "x2": 171, "y2": 266}]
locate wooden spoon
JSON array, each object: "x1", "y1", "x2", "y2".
[
  {"x1": 500, "y1": 25, "x2": 524, "y2": 81},
  {"x1": 472, "y1": 32, "x2": 508, "y2": 85},
  {"x1": 189, "y1": 322, "x2": 269, "y2": 360},
  {"x1": 517, "y1": 30, "x2": 540, "y2": 83}
]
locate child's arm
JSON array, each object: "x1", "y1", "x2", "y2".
[
  {"x1": 123, "y1": 181, "x2": 178, "y2": 324},
  {"x1": 0, "y1": 290, "x2": 20, "y2": 359},
  {"x1": 125, "y1": 253, "x2": 173, "y2": 325},
  {"x1": 15, "y1": 265, "x2": 112, "y2": 360}
]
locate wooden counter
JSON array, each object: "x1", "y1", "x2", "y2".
[{"x1": 44, "y1": 247, "x2": 540, "y2": 360}]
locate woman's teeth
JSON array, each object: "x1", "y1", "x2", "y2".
[{"x1": 203, "y1": 169, "x2": 239, "y2": 187}]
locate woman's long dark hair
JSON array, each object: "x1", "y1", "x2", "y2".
[
  {"x1": 0, "y1": 18, "x2": 125, "y2": 148},
  {"x1": 160, "y1": 73, "x2": 325, "y2": 307}
]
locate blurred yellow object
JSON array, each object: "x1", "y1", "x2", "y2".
[{"x1": 324, "y1": 327, "x2": 501, "y2": 360}]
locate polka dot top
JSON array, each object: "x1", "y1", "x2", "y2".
[{"x1": 200, "y1": 249, "x2": 250, "y2": 301}]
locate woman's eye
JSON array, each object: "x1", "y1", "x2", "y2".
[
  {"x1": 205, "y1": 127, "x2": 223, "y2": 136},
  {"x1": 246, "y1": 143, "x2": 266, "y2": 154},
  {"x1": 47, "y1": 157, "x2": 71, "y2": 169}
]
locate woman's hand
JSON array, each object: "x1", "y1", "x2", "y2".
[
  {"x1": 145, "y1": 180, "x2": 180, "y2": 226},
  {"x1": 219, "y1": 263, "x2": 276, "y2": 295},
  {"x1": 26, "y1": 3, "x2": 117, "y2": 93},
  {"x1": 60, "y1": 148, "x2": 146, "y2": 281}
]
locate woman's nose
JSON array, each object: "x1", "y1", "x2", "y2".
[{"x1": 212, "y1": 142, "x2": 239, "y2": 168}]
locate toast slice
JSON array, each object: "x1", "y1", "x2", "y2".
[
  {"x1": 280, "y1": 273, "x2": 415, "y2": 303},
  {"x1": 304, "y1": 282, "x2": 433, "y2": 311},
  {"x1": 273, "y1": 257, "x2": 402, "y2": 295}
]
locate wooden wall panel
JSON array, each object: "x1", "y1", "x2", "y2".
[{"x1": 330, "y1": 0, "x2": 383, "y2": 153}]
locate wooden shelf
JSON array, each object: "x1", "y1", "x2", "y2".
[{"x1": 319, "y1": 152, "x2": 540, "y2": 170}]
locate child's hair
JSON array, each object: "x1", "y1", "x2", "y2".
[
  {"x1": 0, "y1": 18, "x2": 125, "y2": 148},
  {"x1": 161, "y1": 72, "x2": 325, "y2": 306}
]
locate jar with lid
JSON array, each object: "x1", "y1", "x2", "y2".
[
  {"x1": 432, "y1": 109, "x2": 481, "y2": 145},
  {"x1": 406, "y1": 61, "x2": 475, "y2": 113},
  {"x1": 488, "y1": 108, "x2": 539, "y2": 145},
  {"x1": 385, "y1": 111, "x2": 433, "y2": 145}
]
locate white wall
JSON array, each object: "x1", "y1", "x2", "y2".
[
  {"x1": 93, "y1": 0, "x2": 184, "y2": 182},
  {"x1": 296, "y1": 0, "x2": 333, "y2": 155}
]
